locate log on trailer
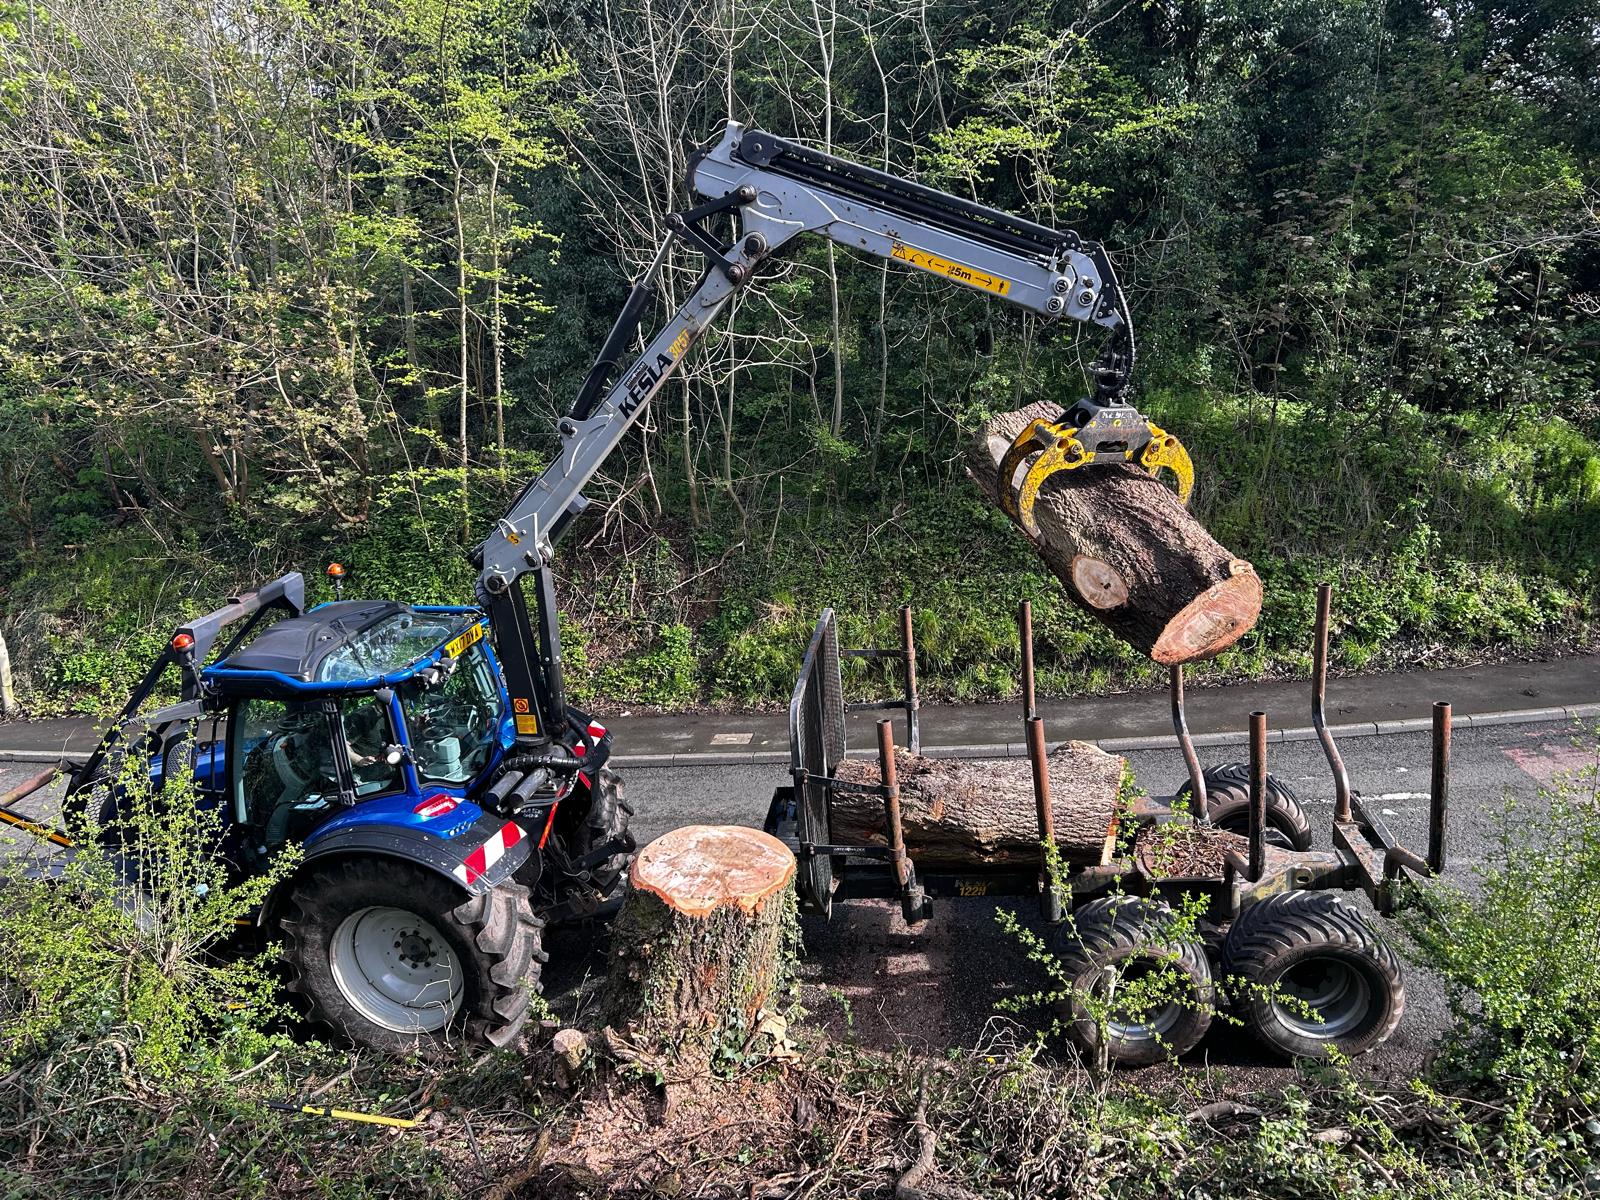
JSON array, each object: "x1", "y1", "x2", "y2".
[
  {"x1": 968, "y1": 400, "x2": 1262, "y2": 665},
  {"x1": 831, "y1": 743, "x2": 1124, "y2": 868},
  {"x1": 603, "y1": 825, "x2": 798, "y2": 1072}
]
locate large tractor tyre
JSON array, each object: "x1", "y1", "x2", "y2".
[
  {"x1": 277, "y1": 858, "x2": 546, "y2": 1054},
  {"x1": 1051, "y1": 895, "x2": 1215, "y2": 1067},
  {"x1": 1222, "y1": 890, "x2": 1404, "y2": 1059},
  {"x1": 1176, "y1": 762, "x2": 1313, "y2": 851}
]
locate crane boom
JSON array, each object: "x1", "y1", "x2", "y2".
[{"x1": 473, "y1": 120, "x2": 1188, "y2": 754}]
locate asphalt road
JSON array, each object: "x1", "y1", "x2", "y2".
[{"x1": 5, "y1": 718, "x2": 1594, "y2": 1076}]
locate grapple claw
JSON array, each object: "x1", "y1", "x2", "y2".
[
  {"x1": 1140, "y1": 424, "x2": 1194, "y2": 505},
  {"x1": 997, "y1": 417, "x2": 1091, "y2": 536}
]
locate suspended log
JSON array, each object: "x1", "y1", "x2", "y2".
[
  {"x1": 602, "y1": 825, "x2": 797, "y2": 1072},
  {"x1": 831, "y1": 744, "x2": 1123, "y2": 868},
  {"x1": 967, "y1": 401, "x2": 1261, "y2": 664}
]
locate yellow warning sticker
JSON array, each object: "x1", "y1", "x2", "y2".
[
  {"x1": 443, "y1": 622, "x2": 485, "y2": 659},
  {"x1": 515, "y1": 713, "x2": 541, "y2": 736},
  {"x1": 891, "y1": 242, "x2": 1011, "y2": 296}
]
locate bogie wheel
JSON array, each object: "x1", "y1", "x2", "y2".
[
  {"x1": 1222, "y1": 890, "x2": 1403, "y2": 1058},
  {"x1": 278, "y1": 858, "x2": 546, "y2": 1053},
  {"x1": 1177, "y1": 762, "x2": 1313, "y2": 851},
  {"x1": 1051, "y1": 896, "x2": 1215, "y2": 1067}
]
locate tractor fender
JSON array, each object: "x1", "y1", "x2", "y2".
[{"x1": 260, "y1": 810, "x2": 533, "y2": 929}]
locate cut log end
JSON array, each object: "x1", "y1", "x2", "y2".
[
  {"x1": 629, "y1": 824, "x2": 797, "y2": 918},
  {"x1": 1149, "y1": 566, "x2": 1263, "y2": 665}
]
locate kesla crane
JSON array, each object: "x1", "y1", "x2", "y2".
[
  {"x1": 476, "y1": 119, "x2": 1192, "y2": 774},
  {"x1": 12, "y1": 121, "x2": 1194, "y2": 1053}
]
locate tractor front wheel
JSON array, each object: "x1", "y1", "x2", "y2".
[{"x1": 278, "y1": 858, "x2": 545, "y2": 1053}]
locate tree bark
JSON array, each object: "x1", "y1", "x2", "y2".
[
  {"x1": 603, "y1": 825, "x2": 797, "y2": 1071},
  {"x1": 968, "y1": 401, "x2": 1262, "y2": 664},
  {"x1": 831, "y1": 743, "x2": 1124, "y2": 868}
]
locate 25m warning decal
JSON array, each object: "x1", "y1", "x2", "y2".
[{"x1": 891, "y1": 242, "x2": 1011, "y2": 297}]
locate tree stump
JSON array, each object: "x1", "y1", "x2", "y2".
[
  {"x1": 967, "y1": 401, "x2": 1262, "y2": 664},
  {"x1": 832, "y1": 743, "x2": 1124, "y2": 868},
  {"x1": 602, "y1": 825, "x2": 798, "y2": 1073}
]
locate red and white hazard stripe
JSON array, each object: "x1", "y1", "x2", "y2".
[
  {"x1": 453, "y1": 820, "x2": 524, "y2": 886},
  {"x1": 575, "y1": 719, "x2": 607, "y2": 789}
]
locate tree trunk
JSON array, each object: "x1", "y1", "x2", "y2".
[
  {"x1": 967, "y1": 401, "x2": 1262, "y2": 665},
  {"x1": 603, "y1": 825, "x2": 797, "y2": 1072},
  {"x1": 831, "y1": 743, "x2": 1124, "y2": 868}
]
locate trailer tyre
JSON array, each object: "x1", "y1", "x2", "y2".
[
  {"x1": 1178, "y1": 762, "x2": 1313, "y2": 851},
  {"x1": 278, "y1": 858, "x2": 545, "y2": 1054},
  {"x1": 1222, "y1": 890, "x2": 1403, "y2": 1058},
  {"x1": 1052, "y1": 896, "x2": 1214, "y2": 1067}
]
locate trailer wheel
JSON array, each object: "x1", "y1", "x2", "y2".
[
  {"x1": 278, "y1": 858, "x2": 545, "y2": 1053},
  {"x1": 1051, "y1": 896, "x2": 1214, "y2": 1067},
  {"x1": 1177, "y1": 762, "x2": 1313, "y2": 850},
  {"x1": 1222, "y1": 890, "x2": 1403, "y2": 1058}
]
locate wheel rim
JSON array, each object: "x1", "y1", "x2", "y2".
[
  {"x1": 1272, "y1": 956, "x2": 1372, "y2": 1040},
  {"x1": 329, "y1": 906, "x2": 464, "y2": 1033},
  {"x1": 1102, "y1": 959, "x2": 1188, "y2": 1046}
]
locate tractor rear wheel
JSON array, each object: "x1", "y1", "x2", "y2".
[
  {"x1": 1177, "y1": 762, "x2": 1313, "y2": 851},
  {"x1": 1222, "y1": 890, "x2": 1403, "y2": 1058},
  {"x1": 278, "y1": 858, "x2": 545, "y2": 1053},
  {"x1": 1051, "y1": 895, "x2": 1214, "y2": 1067}
]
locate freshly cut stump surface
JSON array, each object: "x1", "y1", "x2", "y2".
[
  {"x1": 603, "y1": 825, "x2": 797, "y2": 1073},
  {"x1": 968, "y1": 400, "x2": 1262, "y2": 664},
  {"x1": 832, "y1": 744, "x2": 1123, "y2": 868}
]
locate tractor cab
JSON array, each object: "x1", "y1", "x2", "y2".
[{"x1": 202, "y1": 600, "x2": 513, "y2": 867}]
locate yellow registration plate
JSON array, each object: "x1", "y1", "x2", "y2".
[{"x1": 443, "y1": 621, "x2": 486, "y2": 659}]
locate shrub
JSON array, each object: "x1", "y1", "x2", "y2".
[
  {"x1": 0, "y1": 754, "x2": 296, "y2": 1077},
  {"x1": 1403, "y1": 731, "x2": 1600, "y2": 1177}
]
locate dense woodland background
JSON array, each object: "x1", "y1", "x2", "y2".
[{"x1": 0, "y1": 0, "x2": 1595, "y2": 714}]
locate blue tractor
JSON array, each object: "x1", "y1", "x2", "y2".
[
  {"x1": 60, "y1": 120, "x2": 1188, "y2": 1051},
  {"x1": 66, "y1": 571, "x2": 632, "y2": 1052}
]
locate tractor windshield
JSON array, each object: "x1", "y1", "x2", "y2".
[
  {"x1": 401, "y1": 640, "x2": 501, "y2": 787},
  {"x1": 316, "y1": 611, "x2": 463, "y2": 683}
]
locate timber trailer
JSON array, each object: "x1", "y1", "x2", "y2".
[
  {"x1": 765, "y1": 582, "x2": 1450, "y2": 1064},
  {"x1": 0, "y1": 120, "x2": 1200, "y2": 1052}
]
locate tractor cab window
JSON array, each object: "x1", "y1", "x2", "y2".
[
  {"x1": 233, "y1": 694, "x2": 401, "y2": 855},
  {"x1": 340, "y1": 694, "x2": 403, "y2": 799},
  {"x1": 316, "y1": 612, "x2": 461, "y2": 683},
  {"x1": 402, "y1": 640, "x2": 500, "y2": 787},
  {"x1": 234, "y1": 698, "x2": 338, "y2": 854}
]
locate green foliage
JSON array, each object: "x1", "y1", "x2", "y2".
[
  {"x1": 0, "y1": 757, "x2": 296, "y2": 1077},
  {"x1": 0, "y1": 0, "x2": 1595, "y2": 719},
  {"x1": 1403, "y1": 739, "x2": 1600, "y2": 1176}
]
